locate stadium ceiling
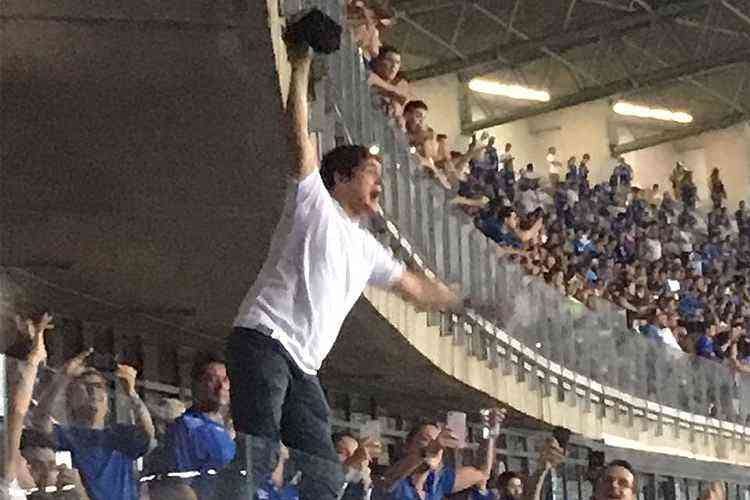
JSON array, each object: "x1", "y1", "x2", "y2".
[{"x1": 384, "y1": 0, "x2": 750, "y2": 151}]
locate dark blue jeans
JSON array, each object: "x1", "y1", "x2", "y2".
[{"x1": 226, "y1": 327, "x2": 343, "y2": 500}]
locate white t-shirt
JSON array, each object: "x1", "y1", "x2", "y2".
[
  {"x1": 234, "y1": 171, "x2": 405, "y2": 375},
  {"x1": 546, "y1": 153, "x2": 560, "y2": 175},
  {"x1": 499, "y1": 152, "x2": 513, "y2": 169},
  {"x1": 678, "y1": 230, "x2": 693, "y2": 253},
  {"x1": 657, "y1": 328, "x2": 682, "y2": 351}
]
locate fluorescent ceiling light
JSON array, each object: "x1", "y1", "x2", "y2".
[
  {"x1": 613, "y1": 101, "x2": 693, "y2": 124},
  {"x1": 468, "y1": 78, "x2": 551, "y2": 102}
]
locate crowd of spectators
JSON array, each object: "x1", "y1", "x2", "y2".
[
  {"x1": 348, "y1": 0, "x2": 750, "y2": 389},
  {"x1": 467, "y1": 145, "x2": 750, "y2": 375},
  {"x1": 2, "y1": 2, "x2": 748, "y2": 499},
  {"x1": 1, "y1": 319, "x2": 643, "y2": 500},
  {"x1": 1, "y1": 312, "x2": 568, "y2": 500}
]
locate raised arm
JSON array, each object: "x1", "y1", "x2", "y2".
[
  {"x1": 286, "y1": 44, "x2": 317, "y2": 180},
  {"x1": 367, "y1": 72, "x2": 412, "y2": 103},
  {"x1": 4, "y1": 314, "x2": 53, "y2": 482},
  {"x1": 393, "y1": 270, "x2": 462, "y2": 312},
  {"x1": 32, "y1": 348, "x2": 93, "y2": 434},
  {"x1": 452, "y1": 408, "x2": 505, "y2": 494},
  {"x1": 116, "y1": 364, "x2": 156, "y2": 448},
  {"x1": 381, "y1": 428, "x2": 459, "y2": 490},
  {"x1": 524, "y1": 438, "x2": 565, "y2": 500}
]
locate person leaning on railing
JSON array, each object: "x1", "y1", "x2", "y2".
[{"x1": 367, "y1": 45, "x2": 412, "y2": 128}]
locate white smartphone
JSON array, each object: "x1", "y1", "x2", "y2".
[
  {"x1": 55, "y1": 451, "x2": 72, "y2": 468},
  {"x1": 446, "y1": 411, "x2": 467, "y2": 449}
]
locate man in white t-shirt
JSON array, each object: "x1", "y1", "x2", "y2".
[
  {"x1": 499, "y1": 142, "x2": 513, "y2": 169},
  {"x1": 228, "y1": 36, "x2": 461, "y2": 500}
]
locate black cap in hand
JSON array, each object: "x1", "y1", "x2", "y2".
[{"x1": 284, "y1": 8, "x2": 342, "y2": 54}]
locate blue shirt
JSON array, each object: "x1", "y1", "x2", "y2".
[
  {"x1": 164, "y1": 408, "x2": 237, "y2": 497},
  {"x1": 254, "y1": 478, "x2": 300, "y2": 500},
  {"x1": 476, "y1": 216, "x2": 522, "y2": 249},
  {"x1": 678, "y1": 293, "x2": 703, "y2": 319},
  {"x1": 385, "y1": 466, "x2": 456, "y2": 500},
  {"x1": 696, "y1": 335, "x2": 717, "y2": 359},
  {"x1": 54, "y1": 424, "x2": 150, "y2": 500},
  {"x1": 471, "y1": 489, "x2": 498, "y2": 500},
  {"x1": 574, "y1": 239, "x2": 594, "y2": 255},
  {"x1": 639, "y1": 323, "x2": 661, "y2": 342}
]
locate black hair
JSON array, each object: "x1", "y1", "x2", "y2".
[
  {"x1": 378, "y1": 44, "x2": 400, "y2": 59},
  {"x1": 404, "y1": 100, "x2": 428, "y2": 114},
  {"x1": 605, "y1": 460, "x2": 638, "y2": 488},
  {"x1": 497, "y1": 471, "x2": 522, "y2": 490},
  {"x1": 190, "y1": 351, "x2": 226, "y2": 384},
  {"x1": 404, "y1": 420, "x2": 440, "y2": 444},
  {"x1": 497, "y1": 205, "x2": 516, "y2": 221},
  {"x1": 320, "y1": 144, "x2": 374, "y2": 191}
]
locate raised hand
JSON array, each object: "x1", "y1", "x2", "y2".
[
  {"x1": 15, "y1": 312, "x2": 54, "y2": 366},
  {"x1": 345, "y1": 437, "x2": 381, "y2": 469},
  {"x1": 540, "y1": 437, "x2": 566, "y2": 469},
  {"x1": 63, "y1": 348, "x2": 94, "y2": 378},
  {"x1": 489, "y1": 407, "x2": 508, "y2": 429},
  {"x1": 287, "y1": 42, "x2": 313, "y2": 67},
  {"x1": 361, "y1": 436, "x2": 383, "y2": 458},
  {"x1": 115, "y1": 364, "x2": 138, "y2": 397},
  {"x1": 432, "y1": 427, "x2": 460, "y2": 450}
]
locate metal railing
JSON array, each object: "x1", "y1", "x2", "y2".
[{"x1": 301, "y1": 0, "x2": 750, "y2": 430}]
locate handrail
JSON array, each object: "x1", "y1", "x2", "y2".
[{"x1": 299, "y1": 0, "x2": 750, "y2": 437}]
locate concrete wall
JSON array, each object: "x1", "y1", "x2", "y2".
[
  {"x1": 701, "y1": 124, "x2": 750, "y2": 208},
  {"x1": 365, "y1": 285, "x2": 750, "y2": 467},
  {"x1": 624, "y1": 124, "x2": 750, "y2": 208},
  {"x1": 1, "y1": 0, "x2": 293, "y2": 335}
]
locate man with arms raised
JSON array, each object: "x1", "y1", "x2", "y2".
[
  {"x1": 32, "y1": 350, "x2": 154, "y2": 500},
  {"x1": 228, "y1": 17, "x2": 461, "y2": 500}
]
